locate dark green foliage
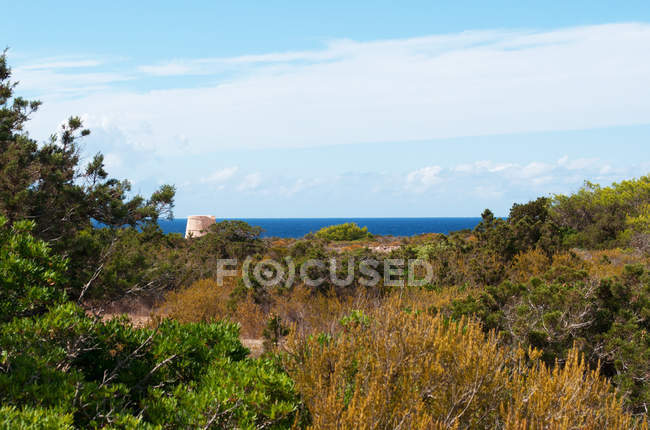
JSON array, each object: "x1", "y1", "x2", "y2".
[
  {"x1": 0, "y1": 51, "x2": 175, "y2": 301},
  {"x1": 468, "y1": 249, "x2": 506, "y2": 285},
  {"x1": 194, "y1": 220, "x2": 265, "y2": 260},
  {"x1": 68, "y1": 219, "x2": 266, "y2": 300},
  {"x1": 0, "y1": 199, "x2": 302, "y2": 428},
  {"x1": 474, "y1": 209, "x2": 513, "y2": 258},
  {"x1": 69, "y1": 225, "x2": 185, "y2": 300},
  {"x1": 509, "y1": 197, "x2": 562, "y2": 256},
  {"x1": 474, "y1": 198, "x2": 561, "y2": 262},
  {"x1": 0, "y1": 406, "x2": 73, "y2": 429},
  {"x1": 263, "y1": 315, "x2": 290, "y2": 351},
  {"x1": 145, "y1": 356, "x2": 302, "y2": 429},
  {"x1": 0, "y1": 52, "x2": 41, "y2": 227},
  {"x1": 0, "y1": 303, "x2": 302, "y2": 428},
  {"x1": 450, "y1": 265, "x2": 650, "y2": 412},
  {"x1": 0, "y1": 217, "x2": 67, "y2": 322}
]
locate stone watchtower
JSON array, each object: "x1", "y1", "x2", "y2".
[{"x1": 185, "y1": 215, "x2": 216, "y2": 239}]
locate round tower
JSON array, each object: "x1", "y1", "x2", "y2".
[{"x1": 185, "y1": 215, "x2": 216, "y2": 238}]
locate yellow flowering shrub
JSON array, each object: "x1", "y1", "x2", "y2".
[
  {"x1": 284, "y1": 298, "x2": 646, "y2": 429},
  {"x1": 509, "y1": 248, "x2": 551, "y2": 283}
]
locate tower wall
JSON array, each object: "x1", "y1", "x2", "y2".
[{"x1": 185, "y1": 215, "x2": 216, "y2": 238}]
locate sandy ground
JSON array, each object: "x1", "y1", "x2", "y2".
[
  {"x1": 241, "y1": 339, "x2": 265, "y2": 357},
  {"x1": 96, "y1": 309, "x2": 266, "y2": 358}
]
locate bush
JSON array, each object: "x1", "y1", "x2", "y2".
[
  {"x1": 551, "y1": 176, "x2": 650, "y2": 249},
  {"x1": 0, "y1": 217, "x2": 67, "y2": 322},
  {"x1": 0, "y1": 301, "x2": 303, "y2": 428},
  {"x1": 473, "y1": 199, "x2": 561, "y2": 263},
  {"x1": 314, "y1": 223, "x2": 372, "y2": 241},
  {"x1": 450, "y1": 266, "x2": 650, "y2": 412},
  {"x1": 284, "y1": 298, "x2": 642, "y2": 429},
  {"x1": 69, "y1": 218, "x2": 266, "y2": 301},
  {"x1": 196, "y1": 220, "x2": 265, "y2": 260},
  {"x1": 144, "y1": 357, "x2": 303, "y2": 428},
  {"x1": 509, "y1": 248, "x2": 551, "y2": 283},
  {"x1": 0, "y1": 406, "x2": 73, "y2": 430}
]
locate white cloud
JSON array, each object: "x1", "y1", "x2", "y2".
[
  {"x1": 22, "y1": 22, "x2": 650, "y2": 154},
  {"x1": 166, "y1": 155, "x2": 645, "y2": 216},
  {"x1": 487, "y1": 163, "x2": 515, "y2": 173},
  {"x1": 200, "y1": 166, "x2": 239, "y2": 183},
  {"x1": 453, "y1": 163, "x2": 474, "y2": 173},
  {"x1": 206, "y1": 154, "x2": 638, "y2": 204},
  {"x1": 10, "y1": 24, "x2": 650, "y2": 217},
  {"x1": 103, "y1": 153, "x2": 122, "y2": 170},
  {"x1": 517, "y1": 162, "x2": 553, "y2": 179},
  {"x1": 274, "y1": 177, "x2": 326, "y2": 197},
  {"x1": 561, "y1": 157, "x2": 599, "y2": 170},
  {"x1": 454, "y1": 161, "x2": 517, "y2": 174},
  {"x1": 237, "y1": 173, "x2": 262, "y2": 191},
  {"x1": 404, "y1": 156, "x2": 627, "y2": 197},
  {"x1": 406, "y1": 166, "x2": 443, "y2": 191},
  {"x1": 474, "y1": 185, "x2": 505, "y2": 199},
  {"x1": 451, "y1": 156, "x2": 634, "y2": 191},
  {"x1": 138, "y1": 62, "x2": 194, "y2": 76}
]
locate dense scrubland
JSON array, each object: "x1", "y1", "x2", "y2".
[{"x1": 2, "y1": 51, "x2": 650, "y2": 428}]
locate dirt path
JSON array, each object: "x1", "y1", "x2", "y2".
[
  {"x1": 241, "y1": 339, "x2": 264, "y2": 357},
  {"x1": 98, "y1": 311, "x2": 265, "y2": 358}
]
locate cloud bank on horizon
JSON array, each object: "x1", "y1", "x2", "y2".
[{"x1": 10, "y1": 22, "x2": 650, "y2": 216}]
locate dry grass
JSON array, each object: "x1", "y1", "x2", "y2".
[
  {"x1": 156, "y1": 276, "x2": 479, "y2": 343},
  {"x1": 578, "y1": 248, "x2": 650, "y2": 278},
  {"x1": 155, "y1": 277, "x2": 266, "y2": 338}
]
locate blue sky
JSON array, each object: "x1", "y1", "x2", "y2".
[{"x1": 3, "y1": 1, "x2": 650, "y2": 217}]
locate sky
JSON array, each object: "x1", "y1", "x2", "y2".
[{"x1": 2, "y1": 1, "x2": 650, "y2": 217}]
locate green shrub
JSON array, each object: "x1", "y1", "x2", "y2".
[
  {"x1": 0, "y1": 302, "x2": 303, "y2": 428},
  {"x1": 145, "y1": 357, "x2": 303, "y2": 428},
  {"x1": 0, "y1": 217, "x2": 67, "y2": 322},
  {"x1": 314, "y1": 223, "x2": 372, "y2": 241},
  {"x1": 0, "y1": 406, "x2": 73, "y2": 430},
  {"x1": 473, "y1": 198, "x2": 561, "y2": 263},
  {"x1": 551, "y1": 176, "x2": 650, "y2": 249},
  {"x1": 263, "y1": 314, "x2": 290, "y2": 351}
]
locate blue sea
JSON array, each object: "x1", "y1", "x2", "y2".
[{"x1": 159, "y1": 218, "x2": 481, "y2": 238}]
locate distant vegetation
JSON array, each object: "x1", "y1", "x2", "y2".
[
  {"x1": 1, "y1": 51, "x2": 649, "y2": 428},
  {"x1": 314, "y1": 222, "x2": 372, "y2": 241}
]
